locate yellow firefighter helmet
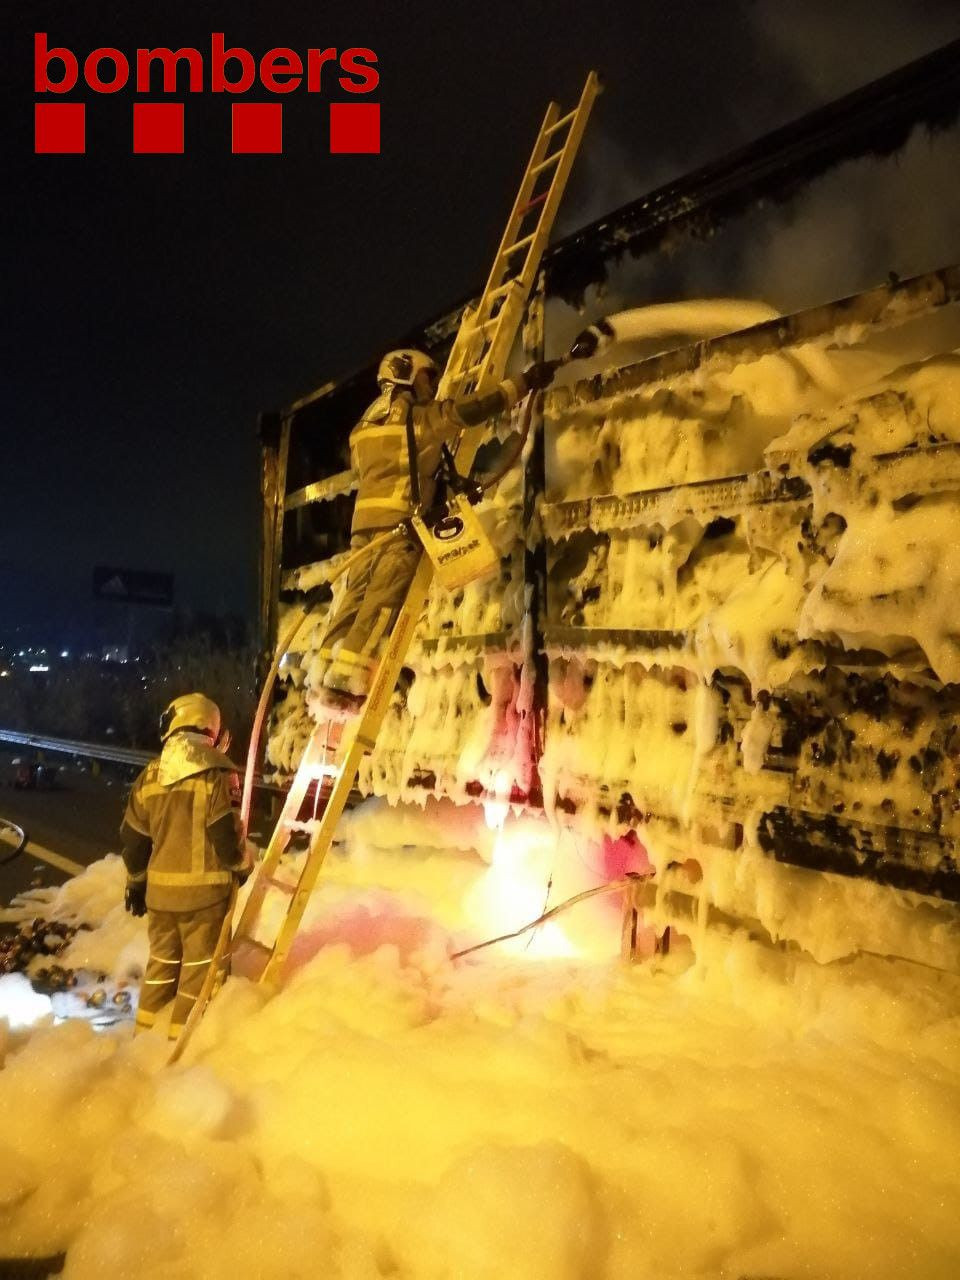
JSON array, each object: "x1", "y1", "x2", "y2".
[
  {"x1": 376, "y1": 348, "x2": 438, "y2": 390},
  {"x1": 159, "y1": 693, "x2": 222, "y2": 744}
]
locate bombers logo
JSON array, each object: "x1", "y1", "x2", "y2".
[
  {"x1": 34, "y1": 33, "x2": 380, "y2": 155},
  {"x1": 432, "y1": 515, "x2": 466, "y2": 542}
]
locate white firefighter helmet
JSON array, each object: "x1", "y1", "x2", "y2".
[
  {"x1": 159, "y1": 693, "x2": 222, "y2": 743},
  {"x1": 377, "y1": 348, "x2": 438, "y2": 390}
]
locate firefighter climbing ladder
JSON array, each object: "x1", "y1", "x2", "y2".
[{"x1": 169, "y1": 71, "x2": 599, "y2": 1059}]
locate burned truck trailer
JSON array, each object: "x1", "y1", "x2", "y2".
[{"x1": 257, "y1": 45, "x2": 960, "y2": 972}]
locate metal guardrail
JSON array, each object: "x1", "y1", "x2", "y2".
[
  {"x1": 0, "y1": 728, "x2": 289, "y2": 794},
  {"x1": 0, "y1": 728, "x2": 151, "y2": 768}
]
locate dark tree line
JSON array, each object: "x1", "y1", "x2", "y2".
[{"x1": 0, "y1": 633, "x2": 258, "y2": 756}]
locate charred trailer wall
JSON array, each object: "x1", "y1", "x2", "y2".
[
  {"x1": 264, "y1": 267, "x2": 960, "y2": 972},
  {"x1": 538, "y1": 267, "x2": 960, "y2": 970}
]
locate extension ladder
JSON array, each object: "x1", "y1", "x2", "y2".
[
  {"x1": 169, "y1": 71, "x2": 599, "y2": 1058},
  {"x1": 439, "y1": 72, "x2": 600, "y2": 400}
]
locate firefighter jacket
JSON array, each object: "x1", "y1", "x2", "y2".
[
  {"x1": 120, "y1": 732, "x2": 245, "y2": 913},
  {"x1": 349, "y1": 377, "x2": 525, "y2": 533}
]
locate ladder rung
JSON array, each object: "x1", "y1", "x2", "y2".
[
  {"x1": 286, "y1": 818, "x2": 323, "y2": 834},
  {"x1": 485, "y1": 281, "x2": 515, "y2": 302},
  {"x1": 462, "y1": 316, "x2": 497, "y2": 337},
  {"x1": 460, "y1": 314, "x2": 492, "y2": 336},
  {"x1": 543, "y1": 108, "x2": 577, "y2": 137},
  {"x1": 517, "y1": 191, "x2": 548, "y2": 217},
  {"x1": 263, "y1": 875, "x2": 298, "y2": 894},
  {"x1": 501, "y1": 232, "x2": 535, "y2": 259},
  {"x1": 235, "y1": 936, "x2": 272, "y2": 954},
  {"x1": 530, "y1": 152, "x2": 562, "y2": 177}
]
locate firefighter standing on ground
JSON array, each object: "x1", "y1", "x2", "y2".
[
  {"x1": 121, "y1": 693, "x2": 250, "y2": 1038},
  {"x1": 313, "y1": 347, "x2": 558, "y2": 714}
]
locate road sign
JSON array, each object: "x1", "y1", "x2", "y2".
[{"x1": 92, "y1": 566, "x2": 174, "y2": 607}]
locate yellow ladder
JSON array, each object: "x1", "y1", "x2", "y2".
[
  {"x1": 441, "y1": 71, "x2": 600, "y2": 401},
  {"x1": 225, "y1": 72, "x2": 600, "y2": 993}
]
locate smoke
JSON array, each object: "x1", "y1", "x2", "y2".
[
  {"x1": 745, "y1": 128, "x2": 960, "y2": 301},
  {"x1": 546, "y1": 118, "x2": 960, "y2": 356},
  {"x1": 737, "y1": 0, "x2": 960, "y2": 307},
  {"x1": 543, "y1": 2, "x2": 960, "y2": 352},
  {"x1": 751, "y1": 0, "x2": 960, "y2": 100},
  {"x1": 557, "y1": 129, "x2": 677, "y2": 242}
]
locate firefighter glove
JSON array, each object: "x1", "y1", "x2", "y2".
[
  {"x1": 521, "y1": 359, "x2": 561, "y2": 392},
  {"x1": 124, "y1": 882, "x2": 147, "y2": 917}
]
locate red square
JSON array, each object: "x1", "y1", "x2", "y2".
[
  {"x1": 35, "y1": 103, "x2": 85, "y2": 154},
  {"x1": 330, "y1": 103, "x2": 379, "y2": 154},
  {"x1": 232, "y1": 103, "x2": 283, "y2": 154},
  {"x1": 133, "y1": 103, "x2": 184, "y2": 154}
]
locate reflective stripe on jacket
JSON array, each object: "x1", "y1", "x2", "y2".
[
  {"x1": 349, "y1": 380, "x2": 523, "y2": 533},
  {"x1": 123, "y1": 754, "x2": 242, "y2": 912}
]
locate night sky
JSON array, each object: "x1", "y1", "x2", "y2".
[{"x1": 3, "y1": 1, "x2": 960, "y2": 641}]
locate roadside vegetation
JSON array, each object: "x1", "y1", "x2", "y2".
[{"x1": 0, "y1": 626, "x2": 257, "y2": 757}]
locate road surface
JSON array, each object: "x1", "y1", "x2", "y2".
[{"x1": 0, "y1": 748, "x2": 133, "y2": 907}]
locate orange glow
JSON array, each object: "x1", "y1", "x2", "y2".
[
  {"x1": 306, "y1": 760, "x2": 339, "y2": 782},
  {"x1": 482, "y1": 769, "x2": 513, "y2": 831},
  {"x1": 465, "y1": 821, "x2": 578, "y2": 959}
]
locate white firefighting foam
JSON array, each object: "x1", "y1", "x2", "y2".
[
  {"x1": 262, "y1": 289, "x2": 960, "y2": 981},
  {"x1": 102, "y1": 291, "x2": 960, "y2": 1274},
  {"x1": 269, "y1": 294, "x2": 960, "y2": 809},
  {"x1": 0, "y1": 841, "x2": 957, "y2": 1278}
]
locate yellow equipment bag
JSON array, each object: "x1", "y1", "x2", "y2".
[
  {"x1": 411, "y1": 493, "x2": 500, "y2": 590},
  {"x1": 403, "y1": 397, "x2": 500, "y2": 591}
]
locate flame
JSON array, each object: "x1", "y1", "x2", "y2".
[
  {"x1": 305, "y1": 719, "x2": 348, "y2": 781},
  {"x1": 465, "y1": 821, "x2": 577, "y2": 959},
  {"x1": 482, "y1": 769, "x2": 513, "y2": 831}
]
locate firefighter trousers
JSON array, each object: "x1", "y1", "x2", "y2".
[
  {"x1": 318, "y1": 530, "x2": 421, "y2": 698},
  {"x1": 135, "y1": 899, "x2": 230, "y2": 1038}
]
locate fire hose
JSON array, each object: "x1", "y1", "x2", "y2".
[
  {"x1": 459, "y1": 353, "x2": 575, "y2": 498},
  {"x1": 473, "y1": 390, "x2": 538, "y2": 494},
  {"x1": 450, "y1": 874, "x2": 641, "y2": 961},
  {"x1": 240, "y1": 529, "x2": 406, "y2": 836}
]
